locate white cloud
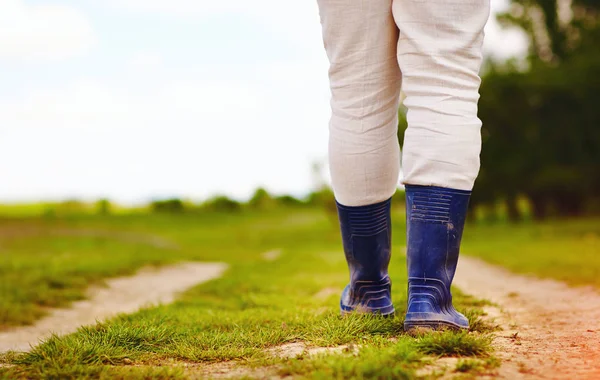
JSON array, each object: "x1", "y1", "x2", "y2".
[
  {"x1": 103, "y1": 0, "x2": 322, "y2": 53},
  {"x1": 483, "y1": 0, "x2": 529, "y2": 60},
  {"x1": 0, "y1": 0, "x2": 95, "y2": 61},
  {"x1": 104, "y1": 0, "x2": 274, "y2": 15},
  {"x1": 484, "y1": 23, "x2": 529, "y2": 60},
  {"x1": 126, "y1": 51, "x2": 164, "y2": 72},
  {"x1": 0, "y1": 54, "x2": 331, "y2": 202},
  {"x1": 0, "y1": 0, "x2": 531, "y2": 203},
  {"x1": 107, "y1": 0, "x2": 526, "y2": 60}
]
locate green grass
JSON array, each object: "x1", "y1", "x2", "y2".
[
  {"x1": 1, "y1": 206, "x2": 597, "y2": 378},
  {"x1": 414, "y1": 331, "x2": 492, "y2": 357},
  {"x1": 0, "y1": 208, "x2": 496, "y2": 379},
  {"x1": 454, "y1": 357, "x2": 500, "y2": 377},
  {"x1": 464, "y1": 218, "x2": 600, "y2": 288},
  {"x1": 0, "y1": 211, "x2": 321, "y2": 327},
  {"x1": 0, "y1": 232, "x2": 179, "y2": 328},
  {"x1": 276, "y1": 337, "x2": 423, "y2": 379}
]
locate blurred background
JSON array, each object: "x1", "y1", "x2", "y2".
[
  {"x1": 0, "y1": 0, "x2": 597, "y2": 219},
  {"x1": 0, "y1": 0, "x2": 598, "y2": 342}
]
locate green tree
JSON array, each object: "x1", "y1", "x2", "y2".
[
  {"x1": 476, "y1": 0, "x2": 600, "y2": 219},
  {"x1": 201, "y1": 196, "x2": 241, "y2": 212},
  {"x1": 398, "y1": 0, "x2": 600, "y2": 220},
  {"x1": 96, "y1": 199, "x2": 111, "y2": 215},
  {"x1": 150, "y1": 198, "x2": 185, "y2": 213},
  {"x1": 248, "y1": 188, "x2": 273, "y2": 209}
]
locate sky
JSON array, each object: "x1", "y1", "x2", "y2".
[{"x1": 0, "y1": 0, "x2": 528, "y2": 204}]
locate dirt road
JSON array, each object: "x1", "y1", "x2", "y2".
[
  {"x1": 455, "y1": 256, "x2": 600, "y2": 379},
  {"x1": 0, "y1": 262, "x2": 227, "y2": 353},
  {"x1": 4, "y1": 251, "x2": 600, "y2": 379}
]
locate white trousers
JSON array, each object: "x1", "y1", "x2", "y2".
[{"x1": 317, "y1": 0, "x2": 490, "y2": 206}]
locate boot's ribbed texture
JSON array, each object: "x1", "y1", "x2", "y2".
[
  {"x1": 337, "y1": 198, "x2": 395, "y2": 316},
  {"x1": 404, "y1": 185, "x2": 471, "y2": 330}
]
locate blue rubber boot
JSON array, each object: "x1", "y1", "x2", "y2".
[
  {"x1": 404, "y1": 185, "x2": 471, "y2": 331},
  {"x1": 337, "y1": 198, "x2": 395, "y2": 316}
]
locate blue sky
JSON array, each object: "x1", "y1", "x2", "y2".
[{"x1": 0, "y1": 0, "x2": 527, "y2": 204}]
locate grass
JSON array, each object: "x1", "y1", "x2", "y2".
[
  {"x1": 0, "y1": 210, "x2": 317, "y2": 327},
  {"x1": 276, "y1": 337, "x2": 423, "y2": 379},
  {"x1": 454, "y1": 357, "x2": 500, "y2": 375},
  {"x1": 463, "y1": 218, "x2": 600, "y2": 288},
  {"x1": 0, "y1": 231, "x2": 179, "y2": 328},
  {"x1": 0, "y1": 207, "x2": 496, "y2": 379},
  {"x1": 414, "y1": 331, "x2": 492, "y2": 357},
  {"x1": 2, "y1": 205, "x2": 595, "y2": 378}
]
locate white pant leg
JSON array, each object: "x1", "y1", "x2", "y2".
[
  {"x1": 393, "y1": 0, "x2": 490, "y2": 190},
  {"x1": 317, "y1": 0, "x2": 402, "y2": 206}
]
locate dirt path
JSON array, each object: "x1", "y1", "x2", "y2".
[
  {"x1": 455, "y1": 256, "x2": 600, "y2": 379},
  {"x1": 0, "y1": 226, "x2": 180, "y2": 250},
  {"x1": 0, "y1": 262, "x2": 227, "y2": 353}
]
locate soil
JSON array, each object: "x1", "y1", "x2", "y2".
[
  {"x1": 454, "y1": 256, "x2": 600, "y2": 380},
  {"x1": 4, "y1": 247, "x2": 600, "y2": 379},
  {"x1": 184, "y1": 342, "x2": 354, "y2": 379}
]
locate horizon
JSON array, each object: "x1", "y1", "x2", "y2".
[{"x1": 1, "y1": 0, "x2": 528, "y2": 204}]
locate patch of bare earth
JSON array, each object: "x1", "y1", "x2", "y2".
[
  {"x1": 182, "y1": 361, "x2": 281, "y2": 380},
  {"x1": 312, "y1": 287, "x2": 339, "y2": 300},
  {"x1": 0, "y1": 262, "x2": 227, "y2": 353},
  {"x1": 454, "y1": 256, "x2": 600, "y2": 379},
  {"x1": 181, "y1": 342, "x2": 356, "y2": 379},
  {"x1": 415, "y1": 357, "x2": 461, "y2": 379},
  {"x1": 266, "y1": 342, "x2": 353, "y2": 359},
  {"x1": 0, "y1": 226, "x2": 181, "y2": 250},
  {"x1": 261, "y1": 249, "x2": 282, "y2": 261}
]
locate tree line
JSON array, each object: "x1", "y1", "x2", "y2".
[{"x1": 399, "y1": 0, "x2": 599, "y2": 221}]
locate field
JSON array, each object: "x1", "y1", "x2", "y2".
[{"x1": 0, "y1": 205, "x2": 598, "y2": 379}]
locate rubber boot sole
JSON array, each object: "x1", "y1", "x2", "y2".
[
  {"x1": 404, "y1": 319, "x2": 468, "y2": 334},
  {"x1": 341, "y1": 304, "x2": 396, "y2": 317}
]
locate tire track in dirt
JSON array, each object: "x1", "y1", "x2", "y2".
[
  {"x1": 0, "y1": 262, "x2": 227, "y2": 353},
  {"x1": 455, "y1": 256, "x2": 600, "y2": 379}
]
